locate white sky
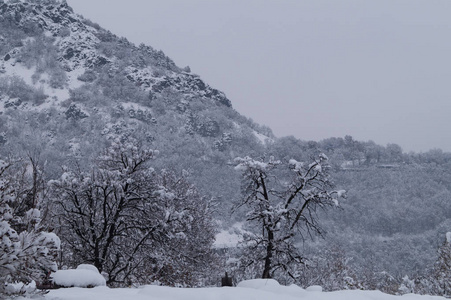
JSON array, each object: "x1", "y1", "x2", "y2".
[{"x1": 66, "y1": 0, "x2": 451, "y2": 153}]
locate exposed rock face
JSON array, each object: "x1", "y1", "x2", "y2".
[
  {"x1": 0, "y1": 0, "x2": 232, "y2": 109},
  {"x1": 65, "y1": 104, "x2": 88, "y2": 120},
  {"x1": 0, "y1": 0, "x2": 272, "y2": 192},
  {"x1": 127, "y1": 68, "x2": 232, "y2": 108}
]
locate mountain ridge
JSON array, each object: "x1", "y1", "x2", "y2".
[{"x1": 0, "y1": 0, "x2": 232, "y2": 108}]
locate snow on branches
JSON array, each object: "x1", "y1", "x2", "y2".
[
  {"x1": 49, "y1": 140, "x2": 216, "y2": 287},
  {"x1": 233, "y1": 154, "x2": 345, "y2": 280},
  {"x1": 0, "y1": 158, "x2": 60, "y2": 296}
]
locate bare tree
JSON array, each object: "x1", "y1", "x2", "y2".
[
  {"x1": 50, "y1": 140, "x2": 159, "y2": 284},
  {"x1": 233, "y1": 154, "x2": 345, "y2": 280},
  {"x1": 50, "y1": 139, "x2": 216, "y2": 286}
]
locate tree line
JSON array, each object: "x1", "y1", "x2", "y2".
[
  {"x1": 0, "y1": 138, "x2": 217, "y2": 295},
  {"x1": 0, "y1": 136, "x2": 348, "y2": 295},
  {"x1": 2, "y1": 136, "x2": 451, "y2": 297}
]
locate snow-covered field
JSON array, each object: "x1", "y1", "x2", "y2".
[{"x1": 40, "y1": 279, "x2": 445, "y2": 300}]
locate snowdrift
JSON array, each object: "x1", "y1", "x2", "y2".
[
  {"x1": 51, "y1": 264, "x2": 106, "y2": 288},
  {"x1": 44, "y1": 279, "x2": 446, "y2": 300}
]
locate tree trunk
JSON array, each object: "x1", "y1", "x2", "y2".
[{"x1": 262, "y1": 228, "x2": 273, "y2": 279}]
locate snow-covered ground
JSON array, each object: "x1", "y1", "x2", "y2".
[
  {"x1": 51, "y1": 264, "x2": 106, "y2": 288},
  {"x1": 39, "y1": 279, "x2": 445, "y2": 300}
]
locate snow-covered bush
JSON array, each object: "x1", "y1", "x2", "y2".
[
  {"x1": 398, "y1": 276, "x2": 415, "y2": 294},
  {"x1": 51, "y1": 264, "x2": 106, "y2": 288},
  {"x1": 0, "y1": 158, "x2": 60, "y2": 296},
  {"x1": 298, "y1": 245, "x2": 360, "y2": 291}
]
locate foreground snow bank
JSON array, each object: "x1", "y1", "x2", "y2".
[{"x1": 43, "y1": 279, "x2": 446, "y2": 300}]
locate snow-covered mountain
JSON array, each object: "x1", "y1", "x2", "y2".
[
  {"x1": 0, "y1": 0, "x2": 272, "y2": 201},
  {"x1": 0, "y1": 0, "x2": 231, "y2": 107}
]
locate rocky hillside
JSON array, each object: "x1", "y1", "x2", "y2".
[
  {"x1": 0, "y1": 0, "x2": 273, "y2": 215},
  {"x1": 0, "y1": 0, "x2": 230, "y2": 106}
]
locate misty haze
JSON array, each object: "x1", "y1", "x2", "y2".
[{"x1": 0, "y1": 0, "x2": 450, "y2": 300}]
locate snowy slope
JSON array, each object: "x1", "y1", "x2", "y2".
[
  {"x1": 0, "y1": 0, "x2": 232, "y2": 108},
  {"x1": 0, "y1": 0, "x2": 272, "y2": 149}
]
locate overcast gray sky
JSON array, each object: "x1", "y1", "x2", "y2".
[{"x1": 66, "y1": 0, "x2": 451, "y2": 153}]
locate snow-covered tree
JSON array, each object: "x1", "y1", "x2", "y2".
[
  {"x1": 50, "y1": 139, "x2": 158, "y2": 285},
  {"x1": 233, "y1": 154, "x2": 345, "y2": 280},
  {"x1": 432, "y1": 232, "x2": 451, "y2": 296},
  {"x1": 0, "y1": 157, "x2": 60, "y2": 296},
  {"x1": 398, "y1": 275, "x2": 416, "y2": 295},
  {"x1": 299, "y1": 245, "x2": 360, "y2": 291},
  {"x1": 136, "y1": 169, "x2": 217, "y2": 287},
  {"x1": 50, "y1": 139, "x2": 216, "y2": 286}
]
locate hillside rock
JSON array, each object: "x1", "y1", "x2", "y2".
[{"x1": 0, "y1": 0, "x2": 270, "y2": 219}]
